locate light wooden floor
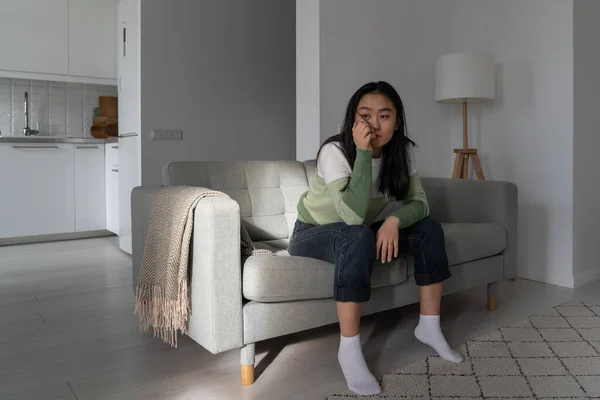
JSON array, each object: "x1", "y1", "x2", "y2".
[{"x1": 1, "y1": 237, "x2": 599, "y2": 400}]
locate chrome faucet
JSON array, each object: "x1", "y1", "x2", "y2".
[{"x1": 23, "y1": 92, "x2": 38, "y2": 136}]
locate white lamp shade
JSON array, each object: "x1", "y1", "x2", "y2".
[{"x1": 435, "y1": 52, "x2": 495, "y2": 104}]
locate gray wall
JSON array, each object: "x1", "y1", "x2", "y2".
[
  {"x1": 318, "y1": 0, "x2": 454, "y2": 177},
  {"x1": 573, "y1": 0, "x2": 600, "y2": 286},
  {"x1": 140, "y1": 0, "x2": 296, "y2": 185}
]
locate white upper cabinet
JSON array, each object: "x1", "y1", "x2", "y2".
[
  {"x1": 0, "y1": 0, "x2": 117, "y2": 84},
  {"x1": 0, "y1": 0, "x2": 69, "y2": 76},
  {"x1": 69, "y1": 0, "x2": 118, "y2": 80}
]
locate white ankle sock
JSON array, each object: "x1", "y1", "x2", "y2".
[
  {"x1": 337, "y1": 334, "x2": 381, "y2": 396},
  {"x1": 414, "y1": 314, "x2": 464, "y2": 363}
]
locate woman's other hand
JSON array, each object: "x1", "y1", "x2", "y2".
[{"x1": 376, "y1": 216, "x2": 400, "y2": 263}]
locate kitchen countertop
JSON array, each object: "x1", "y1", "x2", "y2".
[{"x1": 0, "y1": 136, "x2": 118, "y2": 144}]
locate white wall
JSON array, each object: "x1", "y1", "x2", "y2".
[
  {"x1": 450, "y1": 0, "x2": 575, "y2": 287},
  {"x1": 297, "y1": 0, "x2": 454, "y2": 175},
  {"x1": 296, "y1": 0, "x2": 320, "y2": 162},
  {"x1": 573, "y1": 0, "x2": 600, "y2": 286},
  {"x1": 140, "y1": 0, "x2": 296, "y2": 185}
]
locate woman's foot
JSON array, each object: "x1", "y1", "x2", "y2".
[
  {"x1": 338, "y1": 334, "x2": 382, "y2": 395},
  {"x1": 414, "y1": 314, "x2": 464, "y2": 363}
]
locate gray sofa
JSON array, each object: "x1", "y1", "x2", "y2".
[{"x1": 131, "y1": 159, "x2": 517, "y2": 386}]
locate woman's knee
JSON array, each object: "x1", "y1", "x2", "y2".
[
  {"x1": 416, "y1": 217, "x2": 445, "y2": 241},
  {"x1": 345, "y1": 224, "x2": 376, "y2": 252}
]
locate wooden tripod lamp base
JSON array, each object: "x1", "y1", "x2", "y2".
[
  {"x1": 435, "y1": 52, "x2": 496, "y2": 181},
  {"x1": 452, "y1": 148, "x2": 485, "y2": 180}
]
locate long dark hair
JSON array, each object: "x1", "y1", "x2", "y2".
[{"x1": 316, "y1": 81, "x2": 415, "y2": 201}]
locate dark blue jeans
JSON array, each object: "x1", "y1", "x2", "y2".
[{"x1": 288, "y1": 216, "x2": 451, "y2": 302}]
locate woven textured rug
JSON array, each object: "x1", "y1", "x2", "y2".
[{"x1": 328, "y1": 300, "x2": 600, "y2": 399}]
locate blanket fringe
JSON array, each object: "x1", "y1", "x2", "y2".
[{"x1": 135, "y1": 280, "x2": 189, "y2": 348}]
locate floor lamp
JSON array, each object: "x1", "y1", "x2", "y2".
[{"x1": 435, "y1": 52, "x2": 495, "y2": 179}]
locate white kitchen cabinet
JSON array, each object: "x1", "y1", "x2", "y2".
[
  {"x1": 74, "y1": 144, "x2": 106, "y2": 232},
  {"x1": 0, "y1": 0, "x2": 69, "y2": 76},
  {"x1": 105, "y1": 143, "x2": 119, "y2": 234},
  {"x1": 0, "y1": 0, "x2": 117, "y2": 84},
  {"x1": 69, "y1": 0, "x2": 118, "y2": 80},
  {"x1": 0, "y1": 143, "x2": 75, "y2": 238}
]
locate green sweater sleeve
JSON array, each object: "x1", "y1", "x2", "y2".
[
  {"x1": 391, "y1": 174, "x2": 430, "y2": 229},
  {"x1": 324, "y1": 148, "x2": 373, "y2": 225}
]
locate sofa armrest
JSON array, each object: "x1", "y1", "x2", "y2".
[
  {"x1": 187, "y1": 196, "x2": 243, "y2": 353},
  {"x1": 421, "y1": 177, "x2": 518, "y2": 279},
  {"x1": 130, "y1": 186, "x2": 243, "y2": 354}
]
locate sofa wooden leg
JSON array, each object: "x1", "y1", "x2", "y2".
[
  {"x1": 487, "y1": 282, "x2": 499, "y2": 311},
  {"x1": 241, "y1": 364, "x2": 255, "y2": 386},
  {"x1": 240, "y1": 343, "x2": 255, "y2": 386}
]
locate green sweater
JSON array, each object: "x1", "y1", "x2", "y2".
[{"x1": 297, "y1": 144, "x2": 429, "y2": 228}]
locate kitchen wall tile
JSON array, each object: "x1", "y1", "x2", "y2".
[
  {"x1": 68, "y1": 104, "x2": 83, "y2": 118},
  {"x1": 67, "y1": 91, "x2": 83, "y2": 106},
  {"x1": 12, "y1": 117, "x2": 25, "y2": 134},
  {"x1": 11, "y1": 100, "x2": 24, "y2": 120},
  {"x1": 50, "y1": 104, "x2": 67, "y2": 127},
  {"x1": 50, "y1": 125, "x2": 66, "y2": 136},
  {"x1": 11, "y1": 79, "x2": 29, "y2": 86},
  {"x1": 31, "y1": 102, "x2": 49, "y2": 120},
  {"x1": 101, "y1": 85, "x2": 118, "y2": 96},
  {"x1": 12, "y1": 85, "x2": 29, "y2": 96},
  {"x1": 32, "y1": 93, "x2": 50, "y2": 104},
  {"x1": 67, "y1": 82, "x2": 83, "y2": 91},
  {"x1": 0, "y1": 92, "x2": 10, "y2": 107},
  {"x1": 68, "y1": 111, "x2": 83, "y2": 124},
  {"x1": 0, "y1": 122, "x2": 10, "y2": 136},
  {"x1": 67, "y1": 124, "x2": 84, "y2": 137},
  {"x1": 85, "y1": 86, "x2": 104, "y2": 107},
  {"x1": 0, "y1": 100, "x2": 10, "y2": 135},
  {"x1": 84, "y1": 117, "x2": 94, "y2": 135},
  {"x1": 0, "y1": 78, "x2": 116, "y2": 136},
  {"x1": 50, "y1": 86, "x2": 67, "y2": 104},
  {"x1": 67, "y1": 102, "x2": 83, "y2": 116},
  {"x1": 31, "y1": 80, "x2": 49, "y2": 87},
  {"x1": 84, "y1": 104, "x2": 96, "y2": 118},
  {"x1": 31, "y1": 84, "x2": 49, "y2": 94}
]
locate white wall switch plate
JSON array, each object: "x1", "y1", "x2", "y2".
[{"x1": 151, "y1": 129, "x2": 183, "y2": 141}]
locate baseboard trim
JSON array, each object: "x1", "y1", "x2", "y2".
[
  {"x1": 0, "y1": 230, "x2": 115, "y2": 246},
  {"x1": 573, "y1": 268, "x2": 600, "y2": 288}
]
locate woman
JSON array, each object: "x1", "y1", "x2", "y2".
[{"x1": 289, "y1": 81, "x2": 463, "y2": 396}]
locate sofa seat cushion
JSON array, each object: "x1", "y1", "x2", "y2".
[
  {"x1": 406, "y1": 222, "x2": 506, "y2": 275},
  {"x1": 243, "y1": 222, "x2": 505, "y2": 302},
  {"x1": 243, "y1": 252, "x2": 408, "y2": 303},
  {"x1": 443, "y1": 222, "x2": 507, "y2": 266}
]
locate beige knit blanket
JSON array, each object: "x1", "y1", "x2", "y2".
[{"x1": 134, "y1": 186, "x2": 271, "y2": 347}]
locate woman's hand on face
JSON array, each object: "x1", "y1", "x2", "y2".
[
  {"x1": 352, "y1": 121, "x2": 373, "y2": 151},
  {"x1": 376, "y1": 216, "x2": 400, "y2": 263}
]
